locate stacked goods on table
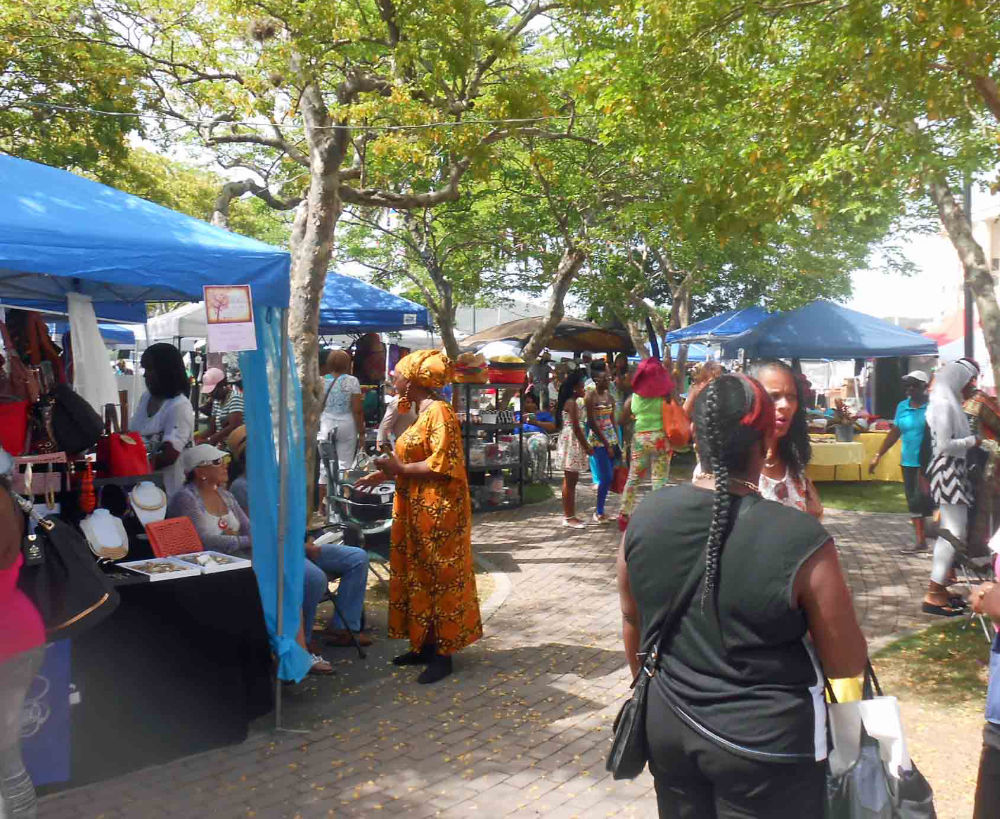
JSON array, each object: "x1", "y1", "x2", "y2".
[
  {"x1": 487, "y1": 354, "x2": 527, "y2": 385},
  {"x1": 454, "y1": 352, "x2": 489, "y2": 383}
]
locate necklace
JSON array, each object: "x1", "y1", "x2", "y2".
[
  {"x1": 130, "y1": 488, "x2": 166, "y2": 511},
  {"x1": 696, "y1": 473, "x2": 760, "y2": 494}
]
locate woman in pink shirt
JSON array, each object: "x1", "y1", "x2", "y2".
[{"x1": 0, "y1": 464, "x2": 46, "y2": 818}]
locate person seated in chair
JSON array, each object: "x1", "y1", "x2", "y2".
[
  {"x1": 517, "y1": 390, "x2": 556, "y2": 483},
  {"x1": 225, "y1": 428, "x2": 372, "y2": 650}
]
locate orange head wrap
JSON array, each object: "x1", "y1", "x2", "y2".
[{"x1": 395, "y1": 350, "x2": 454, "y2": 390}]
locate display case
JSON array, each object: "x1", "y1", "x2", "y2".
[{"x1": 454, "y1": 382, "x2": 524, "y2": 511}]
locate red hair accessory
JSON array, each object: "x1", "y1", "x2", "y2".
[{"x1": 737, "y1": 374, "x2": 775, "y2": 438}]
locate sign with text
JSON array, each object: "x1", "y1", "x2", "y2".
[{"x1": 203, "y1": 285, "x2": 257, "y2": 352}]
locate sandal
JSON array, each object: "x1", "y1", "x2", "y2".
[
  {"x1": 921, "y1": 601, "x2": 966, "y2": 618},
  {"x1": 947, "y1": 594, "x2": 968, "y2": 610},
  {"x1": 308, "y1": 653, "x2": 335, "y2": 675},
  {"x1": 592, "y1": 513, "x2": 609, "y2": 524},
  {"x1": 323, "y1": 629, "x2": 373, "y2": 647},
  {"x1": 562, "y1": 517, "x2": 586, "y2": 529}
]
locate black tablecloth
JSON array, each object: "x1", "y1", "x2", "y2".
[{"x1": 59, "y1": 568, "x2": 273, "y2": 788}]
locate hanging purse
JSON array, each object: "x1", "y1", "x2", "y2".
[
  {"x1": 610, "y1": 464, "x2": 629, "y2": 494},
  {"x1": 0, "y1": 319, "x2": 41, "y2": 403},
  {"x1": 660, "y1": 396, "x2": 691, "y2": 449},
  {"x1": 50, "y1": 383, "x2": 104, "y2": 455},
  {"x1": 13, "y1": 490, "x2": 120, "y2": 640},
  {"x1": 96, "y1": 403, "x2": 150, "y2": 478},
  {"x1": 0, "y1": 396, "x2": 30, "y2": 456}
]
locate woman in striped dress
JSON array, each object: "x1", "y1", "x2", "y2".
[{"x1": 924, "y1": 358, "x2": 981, "y2": 617}]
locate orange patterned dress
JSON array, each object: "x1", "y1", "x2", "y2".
[{"x1": 389, "y1": 400, "x2": 482, "y2": 655}]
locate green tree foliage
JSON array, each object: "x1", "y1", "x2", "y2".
[{"x1": 0, "y1": 0, "x2": 139, "y2": 169}]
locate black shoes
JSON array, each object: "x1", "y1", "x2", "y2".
[
  {"x1": 417, "y1": 655, "x2": 453, "y2": 685},
  {"x1": 392, "y1": 644, "x2": 436, "y2": 666}
]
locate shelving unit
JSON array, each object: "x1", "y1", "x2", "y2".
[{"x1": 455, "y1": 382, "x2": 525, "y2": 512}]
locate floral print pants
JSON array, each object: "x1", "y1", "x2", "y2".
[{"x1": 620, "y1": 430, "x2": 671, "y2": 517}]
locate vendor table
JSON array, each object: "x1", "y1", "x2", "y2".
[
  {"x1": 41, "y1": 567, "x2": 273, "y2": 790},
  {"x1": 806, "y1": 431, "x2": 903, "y2": 483}
]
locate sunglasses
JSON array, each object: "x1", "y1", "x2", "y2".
[{"x1": 197, "y1": 454, "x2": 231, "y2": 468}]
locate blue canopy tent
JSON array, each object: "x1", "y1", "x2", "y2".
[
  {"x1": 665, "y1": 306, "x2": 772, "y2": 344},
  {"x1": 50, "y1": 320, "x2": 135, "y2": 347},
  {"x1": 0, "y1": 155, "x2": 311, "y2": 699},
  {"x1": 320, "y1": 271, "x2": 429, "y2": 333},
  {"x1": 720, "y1": 299, "x2": 938, "y2": 359},
  {"x1": 669, "y1": 342, "x2": 712, "y2": 363}
]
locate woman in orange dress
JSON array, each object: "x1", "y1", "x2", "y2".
[{"x1": 357, "y1": 350, "x2": 482, "y2": 684}]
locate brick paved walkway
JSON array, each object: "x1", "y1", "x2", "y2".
[{"x1": 40, "y1": 486, "x2": 939, "y2": 819}]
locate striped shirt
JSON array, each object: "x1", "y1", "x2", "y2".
[{"x1": 212, "y1": 386, "x2": 244, "y2": 428}]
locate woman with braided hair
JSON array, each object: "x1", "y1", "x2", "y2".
[{"x1": 616, "y1": 373, "x2": 866, "y2": 818}]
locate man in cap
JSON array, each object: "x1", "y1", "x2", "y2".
[
  {"x1": 197, "y1": 367, "x2": 244, "y2": 447},
  {"x1": 870, "y1": 370, "x2": 932, "y2": 552}
]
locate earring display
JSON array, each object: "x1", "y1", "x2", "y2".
[{"x1": 79, "y1": 508, "x2": 129, "y2": 560}]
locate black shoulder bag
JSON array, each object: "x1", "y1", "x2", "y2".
[
  {"x1": 13, "y1": 490, "x2": 120, "y2": 640},
  {"x1": 606, "y1": 495, "x2": 756, "y2": 780}
]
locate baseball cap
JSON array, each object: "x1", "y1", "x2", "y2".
[
  {"x1": 903, "y1": 370, "x2": 929, "y2": 384},
  {"x1": 182, "y1": 444, "x2": 230, "y2": 475},
  {"x1": 201, "y1": 367, "x2": 226, "y2": 394}
]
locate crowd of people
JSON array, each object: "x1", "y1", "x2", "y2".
[{"x1": 7, "y1": 334, "x2": 1000, "y2": 818}]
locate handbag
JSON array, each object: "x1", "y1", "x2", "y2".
[
  {"x1": 661, "y1": 397, "x2": 691, "y2": 449},
  {"x1": 825, "y1": 661, "x2": 936, "y2": 818},
  {"x1": 50, "y1": 383, "x2": 104, "y2": 455},
  {"x1": 13, "y1": 491, "x2": 120, "y2": 640},
  {"x1": 0, "y1": 396, "x2": 30, "y2": 455},
  {"x1": 611, "y1": 464, "x2": 629, "y2": 494},
  {"x1": 96, "y1": 404, "x2": 150, "y2": 478},
  {"x1": 606, "y1": 531, "x2": 710, "y2": 779},
  {"x1": 0, "y1": 319, "x2": 41, "y2": 403}
]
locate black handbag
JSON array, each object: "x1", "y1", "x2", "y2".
[
  {"x1": 606, "y1": 535, "x2": 708, "y2": 779},
  {"x1": 50, "y1": 383, "x2": 104, "y2": 455},
  {"x1": 15, "y1": 492, "x2": 120, "y2": 639}
]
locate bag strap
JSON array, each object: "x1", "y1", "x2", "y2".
[
  {"x1": 633, "y1": 494, "x2": 759, "y2": 685},
  {"x1": 104, "y1": 403, "x2": 121, "y2": 434},
  {"x1": 321, "y1": 374, "x2": 341, "y2": 410}
]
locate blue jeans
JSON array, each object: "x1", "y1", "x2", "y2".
[
  {"x1": 589, "y1": 446, "x2": 614, "y2": 516},
  {"x1": 303, "y1": 544, "x2": 369, "y2": 634}
]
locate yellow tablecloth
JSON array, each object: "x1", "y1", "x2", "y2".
[{"x1": 806, "y1": 431, "x2": 903, "y2": 483}]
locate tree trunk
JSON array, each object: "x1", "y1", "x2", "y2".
[
  {"x1": 622, "y1": 315, "x2": 650, "y2": 358},
  {"x1": 520, "y1": 246, "x2": 586, "y2": 365},
  {"x1": 928, "y1": 178, "x2": 1000, "y2": 388},
  {"x1": 436, "y1": 302, "x2": 463, "y2": 359},
  {"x1": 289, "y1": 164, "x2": 342, "y2": 514}
]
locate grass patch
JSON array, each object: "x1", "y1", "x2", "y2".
[
  {"x1": 873, "y1": 619, "x2": 991, "y2": 707},
  {"x1": 818, "y1": 481, "x2": 907, "y2": 514},
  {"x1": 523, "y1": 482, "x2": 555, "y2": 505}
]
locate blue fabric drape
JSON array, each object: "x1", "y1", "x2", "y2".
[{"x1": 240, "y1": 306, "x2": 311, "y2": 682}]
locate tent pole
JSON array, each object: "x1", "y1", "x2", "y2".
[{"x1": 275, "y1": 308, "x2": 290, "y2": 730}]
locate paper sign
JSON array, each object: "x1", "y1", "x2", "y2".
[
  {"x1": 403, "y1": 313, "x2": 417, "y2": 326},
  {"x1": 203, "y1": 285, "x2": 257, "y2": 352}
]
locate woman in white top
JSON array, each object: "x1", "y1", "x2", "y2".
[
  {"x1": 317, "y1": 349, "x2": 364, "y2": 493},
  {"x1": 129, "y1": 343, "x2": 195, "y2": 499},
  {"x1": 750, "y1": 360, "x2": 823, "y2": 519}
]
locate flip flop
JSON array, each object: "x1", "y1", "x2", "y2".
[
  {"x1": 921, "y1": 601, "x2": 966, "y2": 618},
  {"x1": 562, "y1": 517, "x2": 586, "y2": 529}
]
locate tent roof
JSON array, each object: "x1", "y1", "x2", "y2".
[
  {"x1": 722, "y1": 300, "x2": 938, "y2": 359},
  {"x1": 51, "y1": 320, "x2": 135, "y2": 346},
  {"x1": 0, "y1": 155, "x2": 291, "y2": 308},
  {"x1": 146, "y1": 272, "x2": 429, "y2": 340},
  {"x1": 665, "y1": 306, "x2": 771, "y2": 343},
  {"x1": 319, "y1": 272, "x2": 428, "y2": 332},
  {"x1": 462, "y1": 315, "x2": 631, "y2": 353}
]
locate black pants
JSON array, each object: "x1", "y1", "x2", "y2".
[
  {"x1": 646, "y1": 684, "x2": 825, "y2": 819},
  {"x1": 974, "y1": 738, "x2": 1000, "y2": 819}
]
